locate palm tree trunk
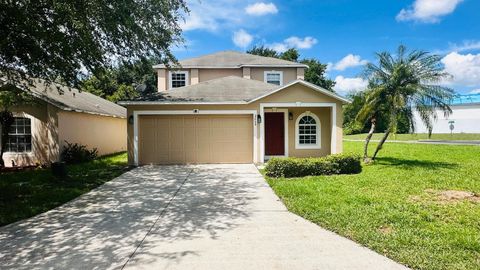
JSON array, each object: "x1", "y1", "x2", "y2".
[
  {"x1": 372, "y1": 129, "x2": 390, "y2": 160},
  {"x1": 363, "y1": 118, "x2": 376, "y2": 162}
]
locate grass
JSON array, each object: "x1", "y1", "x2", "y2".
[
  {"x1": 0, "y1": 152, "x2": 129, "y2": 226},
  {"x1": 345, "y1": 133, "x2": 480, "y2": 141},
  {"x1": 266, "y1": 142, "x2": 480, "y2": 270}
]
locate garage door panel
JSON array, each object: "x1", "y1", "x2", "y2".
[
  {"x1": 196, "y1": 117, "x2": 211, "y2": 128},
  {"x1": 185, "y1": 150, "x2": 197, "y2": 163},
  {"x1": 168, "y1": 150, "x2": 185, "y2": 164},
  {"x1": 169, "y1": 127, "x2": 185, "y2": 150},
  {"x1": 139, "y1": 118, "x2": 156, "y2": 163},
  {"x1": 196, "y1": 150, "x2": 211, "y2": 163},
  {"x1": 139, "y1": 114, "x2": 253, "y2": 164}
]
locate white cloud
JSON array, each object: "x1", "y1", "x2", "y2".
[
  {"x1": 284, "y1": 36, "x2": 317, "y2": 49},
  {"x1": 180, "y1": 1, "x2": 248, "y2": 32},
  {"x1": 267, "y1": 36, "x2": 318, "y2": 52},
  {"x1": 334, "y1": 76, "x2": 368, "y2": 94},
  {"x1": 181, "y1": 12, "x2": 217, "y2": 31},
  {"x1": 435, "y1": 40, "x2": 480, "y2": 55},
  {"x1": 441, "y1": 52, "x2": 480, "y2": 87},
  {"x1": 449, "y1": 41, "x2": 480, "y2": 53},
  {"x1": 245, "y1": 2, "x2": 278, "y2": 16},
  {"x1": 268, "y1": 43, "x2": 288, "y2": 53},
  {"x1": 232, "y1": 29, "x2": 253, "y2": 48},
  {"x1": 396, "y1": 0, "x2": 463, "y2": 23},
  {"x1": 469, "y1": 89, "x2": 480, "y2": 94},
  {"x1": 333, "y1": 54, "x2": 368, "y2": 71}
]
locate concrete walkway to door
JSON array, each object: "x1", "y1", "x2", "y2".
[{"x1": 0, "y1": 164, "x2": 408, "y2": 270}]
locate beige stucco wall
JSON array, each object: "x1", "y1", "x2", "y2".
[
  {"x1": 126, "y1": 83, "x2": 344, "y2": 165},
  {"x1": 2, "y1": 101, "x2": 127, "y2": 167},
  {"x1": 2, "y1": 102, "x2": 60, "y2": 167},
  {"x1": 286, "y1": 107, "x2": 332, "y2": 157},
  {"x1": 157, "y1": 69, "x2": 166, "y2": 91},
  {"x1": 156, "y1": 67, "x2": 306, "y2": 91},
  {"x1": 58, "y1": 111, "x2": 127, "y2": 156},
  {"x1": 198, "y1": 68, "x2": 243, "y2": 82},
  {"x1": 250, "y1": 67, "x2": 297, "y2": 86},
  {"x1": 257, "y1": 84, "x2": 343, "y2": 155}
]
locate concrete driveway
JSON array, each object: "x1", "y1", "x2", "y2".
[{"x1": 0, "y1": 164, "x2": 408, "y2": 270}]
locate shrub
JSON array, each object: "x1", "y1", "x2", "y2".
[
  {"x1": 265, "y1": 153, "x2": 362, "y2": 178},
  {"x1": 60, "y1": 141, "x2": 98, "y2": 164}
]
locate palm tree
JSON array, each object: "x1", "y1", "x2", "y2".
[{"x1": 357, "y1": 45, "x2": 454, "y2": 162}]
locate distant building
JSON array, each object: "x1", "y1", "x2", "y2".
[{"x1": 413, "y1": 94, "x2": 480, "y2": 134}]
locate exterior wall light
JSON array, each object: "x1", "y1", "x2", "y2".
[
  {"x1": 128, "y1": 115, "x2": 134, "y2": 125},
  {"x1": 257, "y1": 114, "x2": 262, "y2": 124},
  {"x1": 288, "y1": 112, "x2": 293, "y2": 120}
]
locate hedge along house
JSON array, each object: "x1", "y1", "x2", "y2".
[
  {"x1": 0, "y1": 78, "x2": 127, "y2": 167},
  {"x1": 119, "y1": 51, "x2": 350, "y2": 165}
]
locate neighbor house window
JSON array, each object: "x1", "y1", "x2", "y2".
[
  {"x1": 169, "y1": 71, "x2": 189, "y2": 89},
  {"x1": 6, "y1": 117, "x2": 32, "y2": 152},
  {"x1": 264, "y1": 71, "x2": 283, "y2": 86},
  {"x1": 295, "y1": 112, "x2": 320, "y2": 149}
]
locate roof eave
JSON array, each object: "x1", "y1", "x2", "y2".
[
  {"x1": 152, "y1": 64, "x2": 308, "y2": 69},
  {"x1": 118, "y1": 100, "x2": 249, "y2": 106},
  {"x1": 239, "y1": 64, "x2": 308, "y2": 68}
]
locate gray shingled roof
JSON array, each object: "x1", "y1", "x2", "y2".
[
  {"x1": 124, "y1": 76, "x2": 278, "y2": 103},
  {"x1": 1, "y1": 78, "x2": 126, "y2": 118},
  {"x1": 153, "y1": 51, "x2": 308, "y2": 69},
  {"x1": 119, "y1": 76, "x2": 350, "y2": 104}
]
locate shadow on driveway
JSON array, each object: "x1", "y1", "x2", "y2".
[{"x1": 0, "y1": 165, "x2": 257, "y2": 269}]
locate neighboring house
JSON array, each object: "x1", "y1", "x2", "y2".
[
  {"x1": 0, "y1": 79, "x2": 127, "y2": 167},
  {"x1": 413, "y1": 93, "x2": 480, "y2": 134},
  {"x1": 119, "y1": 51, "x2": 349, "y2": 165}
]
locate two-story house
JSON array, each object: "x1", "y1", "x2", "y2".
[{"x1": 119, "y1": 51, "x2": 349, "y2": 165}]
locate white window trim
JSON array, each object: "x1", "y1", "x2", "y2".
[
  {"x1": 1, "y1": 115, "x2": 33, "y2": 154},
  {"x1": 295, "y1": 112, "x2": 321, "y2": 149},
  {"x1": 264, "y1": 70, "x2": 283, "y2": 86},
  {"x1": 168, "y1": 71, "x2": 189, "y2": 89}
]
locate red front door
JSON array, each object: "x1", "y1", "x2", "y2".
[{"x1": 265, "y1": 112, "x2": 285, "y2": 156}]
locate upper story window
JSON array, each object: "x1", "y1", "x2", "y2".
[
  {"x1": 264, "y1": 71, "x2": 283, "y2": 86},
  {"x1": 169, "y1": 71, "x2": 189, "y2": 89},
  {"x1": 6, "y1": 117, "x2": 32, "y2": 153},
  {"x1": 295, "y1": 112, "x2": 321, "y2": 149}
]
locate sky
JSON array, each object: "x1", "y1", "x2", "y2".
[{"x1": 173, "y1": 0, "x2": 480, "y2": 96}]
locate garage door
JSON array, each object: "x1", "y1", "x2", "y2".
[{"x1": 138, "y1": 114, "x2": 253, "y2": 164}]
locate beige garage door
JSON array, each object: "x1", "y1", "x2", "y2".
[{"x1": 138, "y1": 114, "x2": 253, "y2": 164}]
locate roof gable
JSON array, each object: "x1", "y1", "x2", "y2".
[
  {"x1": 153, "y1": 51, "x2": 308, "y2": 69},
  {"x1": 248, "y1": 80, "x2": 351, "y2": 104}
]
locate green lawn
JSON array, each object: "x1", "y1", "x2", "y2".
[
  {"x1": 267, "y1": 142, "x2": 480, "y2": 270},
  {"x1": 345, "y1": 133, "x2": 480, "y2": 141},
  {"x1": 0, "y1": 152, "x2": 129, "y2": 226}
]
